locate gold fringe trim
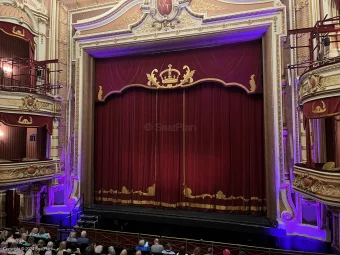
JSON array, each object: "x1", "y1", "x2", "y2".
[{"x1": 94, "y1": 197, "x2": 266, "y2": 211}]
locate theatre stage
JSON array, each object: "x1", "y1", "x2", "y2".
[{"x1": 83, "y1": 204, "x2": 286, "y2": 248}]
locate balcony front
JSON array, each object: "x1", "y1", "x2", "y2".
[
  {"x1": 0, "y1": 159, "x2": 60, "y2": 187},
  {"x1": 293, "y1": 163, "x2": 340, "y2": 206}
]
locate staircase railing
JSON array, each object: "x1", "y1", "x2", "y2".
[{"x1": 57, "y1": 193, "x2": 84, "y2": 230}]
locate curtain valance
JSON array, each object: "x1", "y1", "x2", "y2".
[
  {"x1": 95, "y1": 40, "x2": 263, "y2": 102},
  {"x1": 303, "y1": 96, "x2": 340, "y2": 119},
  {"x1": 0, "y1": 22, "x2": 35, "y2": 50},
  {"x1": 0, "y1": 112, "x2": 52, "y2": 134}
]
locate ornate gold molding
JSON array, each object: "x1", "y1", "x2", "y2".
[
  {"x1": 18, "y1": 116, "x2": 33, "y2": 124},
  {"x1": 293, "y1": 166, "x2": 340, "y2": 205},
  {"x1": 12, "y1": 26, "x2": 25, "y2": 37},
  {"x1": 0, "y1": 161, "x2": 60, "y2": 183},
  {"x1": 98, "y1": 184, "x2": 155, "y2": 196},
  {"x1": 98, "y1": 86, "x2": 103, "y2": 101},
  {"x1": 147, "y1": 64, "x2": 195, "y2": 88},
  {"x1": 312, "y1": 101, "x2": 326, "y2": 114}
]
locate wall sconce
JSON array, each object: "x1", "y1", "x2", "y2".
[{"x1": 2, "y1": 66, "x2": 12, "y2": 74}]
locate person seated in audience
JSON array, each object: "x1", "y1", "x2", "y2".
[
  {"x1": 19, "y1": 229, "x2": 28, "y2": 235},
  {"x1": 24, "y1": 237, "x2": 35, "y2": 247},
  {"x1": 176, "y1": 246, "x2": 187, "y2": 255},
  {"x1": 151, "y1": 239, "x2": 163, "y2": 254},
  {"x1": 84, "y1": 243, "x2": 95, "y2": 255},
  {"x1": 222, "y1": 250, "x2": 230, "y2": 255},
  {"x1": 119, "y1": 249, "x2": 127, "y2": 255},
  {"x1": 108, "y1": 246, "x2": 115, "y2": 255},
  {"x1": 66, "y1": 232, "x2": 77, "y2": 243},
  {"x1": 0, "y1": 231, "x2": 8, "y2": 242},
  {"x1": 161, "y1": 244, "x2": 175, "y2": 255},
  {"x1": 11, "y1": 227, "x2": 20, "y2": 239},
  {"x1": 192, "y1": 248, "x2": 200, "y2": 255},
  {"x1": 18, "y1": 233, "x2": 28, "y2": 245},
  {"x1": 34, "y1": 228, "x2": 50, "y2": 240},
  {"x1": 44, "y1": 241, "x2": 55, "y2": 255},
  {"x1": 204, "y1": 248, "x2": 212, "y2": 255},
  {"x1": 67, "y1": 243, "x2": 80, "y2": 255},
  {"x1": 94, "y1": 245, "x2": 103, "y2": 255},
  {"x1": 136, "y1": 240, "x2": 150, "y2": 252},
  {"x1": 77, "y1": 231, "x2": 90, "y2": 244},
  {"x1": 6, "y1": 232, "x2": 16, "y2": 244},
  {"x1": 136, "y1": 251, "x2": 142, "y2": 255},
  {"x1": 29, "y1": 229, "x2": 38, "y2": 237},
  {"x1": 56, "y1": 241, "x2": 66, "y2": 255}
]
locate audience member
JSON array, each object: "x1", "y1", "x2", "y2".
[
  {"x1": 119, "y1": 249, "x2": 127, "y2": 255},
  {"x1": 66, "y1": 233, "x2": 77, "y2": 243},
  {"x1": 29, "y1": 229, "x2": 38, "y2": 237},
  {"x1": 18, "y1": 233, "x2": 28, "y2": 244},
  {"x1": 135, "y1": 240, "x2": 150, "y2": 252},
  {"x1": 94, "y1": 245, "x2": 103, "y2": 255},
  {"x1": 176, "y1": 247, "x2": 187, "y2": 255},
  {"x1": 192, "y1": 248, "x2": 200, "y2": 255},
  {"x1": 162, "y1": 244, "x2": 175, "y2": 255},
  {"x1": 136, "y1": 251, "x2": 142, "y2": 255},
  {"x1": 84, "y1": 244, "x2": 94, "y2": 255},
  {"x1": 6, "y1": 232, "x2": 16, "y2": 244},
  {"x1": 222, "y1": 250, "x2": 230, "y2": 255},
  {"x1": 77, "y1": 232, "x2": 90, "y2": 244},
  {"x1": 205, "y1": 248, "x2": 212, "y2": 255},
  {"x1": 34, "y1": 228, "x2": 50, "y2": 240},
  {"x1": 0, "y1": 231, "x2": 8, "y2": 242},
  {"x1": 151, "y1": 239, "x2": 163, "y2": 254},
  {"x1": 56, "y1": 242, "x2": 66, "y2": 255},
  {"x1": 107, "y1": 247, "x2": 115, "y2": 255},
  {"x1": 25, "y1": 237, "x2": 35, "y2": 247}
]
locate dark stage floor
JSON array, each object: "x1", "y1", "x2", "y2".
[{"x1": 81, "y1": 204, "x2": 329, "y2": 253}]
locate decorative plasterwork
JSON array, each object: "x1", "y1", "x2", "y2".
[
  {"x1": 298, "y1": 62, "x2": 340, "y2": 104},
  {"x1": 0, "y1": 0, "x2": 42, "y2": 33},
  {"x1": 0, "y1": 160, "x2": 61, "y2": 187},
  {"x1": 293, "y1": 165, "x2": 340, "y2": 206},
  {"x1": 0, "y1": 92, "x2": 62, "y2": 117}
]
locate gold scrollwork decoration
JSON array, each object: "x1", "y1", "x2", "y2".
[
  {"x1": 147, "y1": 64, "x2": 195, "y2": 88},
  {"x1": 21, "y1": 95, "x2": 37, "y2": 111},
  {"x1": 18, "y1": 116, "x2": 33, "y2": 125},
  {"x1": 98, "y1": 184, "x2": 155, "y2": 196},
  {"x1": 312, "y1": 101, "x2": 326, "y2": 114},
  {"x1": 249, "y1": 74, "x2": 257, "y2": 92},
  {"x1": 98, "y1": 86, "x2": 104, "y2": 101},
  {"x1": 12, "y1": 26, "x2": 25, "y2": 37}
]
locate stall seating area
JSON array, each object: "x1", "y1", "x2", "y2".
[{"x1": 0, "y1": 223, "x2": 333, "y2": 255}]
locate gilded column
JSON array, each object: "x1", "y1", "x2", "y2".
[
  {"x1": 50, "y1": 118, "x2": 59, "y2": 160},
  {"x1": 0, "y1": 190, "x2": 6, "y2": 228}
]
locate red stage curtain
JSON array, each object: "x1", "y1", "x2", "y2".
[
  {"x1": 95, "y1": 88, "x2": 157, "y2": 205},
  {"x1": 94, "y1": 83, "x2": 266, "y2": 215},
  {"x1": 183, "y1": 84, "x2": 265, "y2": 215}
]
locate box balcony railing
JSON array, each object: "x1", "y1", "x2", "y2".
[{"x1": 0, "y1": 57, "x2": 61, "y2": 96}]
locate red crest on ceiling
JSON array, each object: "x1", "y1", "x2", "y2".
[{"x1": 157, "y1": 0, "x2": 172, "y2": 16}]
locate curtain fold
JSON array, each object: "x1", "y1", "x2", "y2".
[{"x1": 95, "y1": 83, "x2": 265, "y2": 215}]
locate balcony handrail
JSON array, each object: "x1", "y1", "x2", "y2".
[{"x1": 76, "y1": 227, "x2": 334, "y2": 255}]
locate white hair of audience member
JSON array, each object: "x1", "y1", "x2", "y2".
[
  {"x1": 154, "y1": 239, "x2": 159, "y2": 244},
  {"x1": 120, "y1": 249, "x2": 127, "y2": 255},
  {"x1": 47, "y1": 242, "x2": 54, "y2": 249},
  {"x1": 70, "y1": 232, "x2": 76, "y2": 238},
  {"x1": 138, "y1": 240, "x2": 145, "y2": 246},
  {"x1": 81, "y1": 231, "x2": 87, "y2": 238},
  {"x1": 0, "y1": 231, "x2": 8, "y2": 241},
  {"x1": 95, "y1": 245, "x2": 103, "y2": 254},
  {"x1": 108, "y1": 246, "x2": 115, "y2": 255},
  {"x1": 21, "y1": 233, "x2": 28, "y2": 241},
  {"x1": 136, "y1": 251, "x2": 142, "y2": 255}
]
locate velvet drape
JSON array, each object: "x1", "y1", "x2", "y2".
[{"x1": 95, "y1": 83, "x2": 266, "y2": 215}]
